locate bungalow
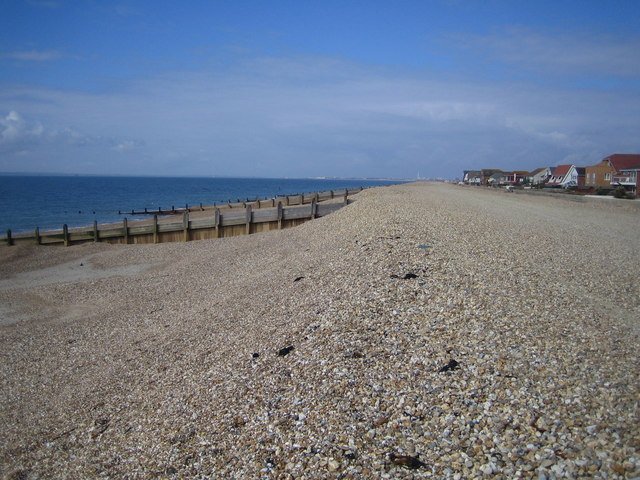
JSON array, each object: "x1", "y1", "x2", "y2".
[
  {"x1": 528, "y1": 167, "x2": 552, "y2": 185},
  {"x1": 585, "y1": 153, "x2": 640, "y2": 188},
  {"x1": 499, "y1": 171, "x2": 528, "y2": 185},
  {"x1": 547, "y1": 165, "x2": 584, "y2": 188}
]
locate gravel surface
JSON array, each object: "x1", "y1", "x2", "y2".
[{"x1": 0, "y1": 182, "x2": 638, "y2": 479}]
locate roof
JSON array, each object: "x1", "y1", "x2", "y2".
[
  {"x1": 529, "y1": 167, "x2": 550, "y2": 176},
  {"x1": 605, "y1": 154, "x2": 640, "y2": 171},
  {"x1": 552, "y1": 164, "x2": 572, "y2": 177}
]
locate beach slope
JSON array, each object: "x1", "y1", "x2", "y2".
[{"x1": 1, "y1": 182, "x2": 638, "y2": 479}]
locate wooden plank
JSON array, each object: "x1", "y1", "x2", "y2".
[
  {"x1": 317, "y1": 203, "x2": 342, "y2": 216},
  {"x1": 252, "y1": 209, "x2": 278, "y2": 222},
  {"x1": 283, "y1": 207, "x2": 309, "y2": 221},
  {"x1": 69, "y1": 231, "x2": 95, "y2": 242},
  {"x1": 128, "y1": 225, "x2": 153, "y2": 235},
  {"x1": 189, "y1": 218, "x2": 215, "y2": 229},
  {"x1": 158, "y1": 222, "x2": 183, "y2": 233}
]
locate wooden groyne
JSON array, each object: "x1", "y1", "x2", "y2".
[{"x1": 2, "y1": 188, "x2": 359, "y2": 247}]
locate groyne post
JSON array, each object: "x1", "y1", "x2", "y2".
[
  {"x1": 153, "y1": 215, "x2": 158, "y2": 244},
  {"x1": 93, "y1": 220, "x2": 99, "y2": 242},
  {"x1": 183, "y1": 211, "x2": 189, "y2": 242},
  {"x1": 123, "y1": 218, "x2": 129, "y2": 244},
  {"x1": 34, "y1": 227, "x2": 40, "y2": 245},
  {"x1": 277, "y1": 202, "x2": 283, "y2": 229},
  {"x1": 245, "y1": 205, "x2": 252, "y2": 235},
  {"x1": 63, "y1": 224, "x2": 69, "y2": 247},
  {"x1": 5, "y1": 229, "x2": 12, "y2": 246},
  {"x1": 214, "y1": 208, "x2": 221, "y2": 238}
]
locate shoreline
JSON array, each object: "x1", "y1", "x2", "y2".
[
  {"x1": 1, "y1": 177, "x2": 405, "y2": 235},
  {"x1": 1, "y1": 182, "x2": 638, "y2": 478}
]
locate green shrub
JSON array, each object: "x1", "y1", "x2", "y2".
[{"x1": 612, "y1": 186, "x2": 630, "y2": 199}]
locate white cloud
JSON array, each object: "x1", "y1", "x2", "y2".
[
  {"x1": 449, "y1": 27, "x2": 640, "y2": 77},
  {"x1": 3, "y1": 50, "x2": 64, "y2": 61},
  {"x1": 112, "y1": 139, "x2": 144, "y2": 151},
  {"x1": 1, "y1": 54, "x2": 639, "y2": 177},
  {"x1": 0, "y1": 110, "x2": 46, "y2": 143}
]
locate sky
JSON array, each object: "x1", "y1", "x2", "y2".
[{"x1": 1, "y1": 1, "x2": 639, "y2": 179}]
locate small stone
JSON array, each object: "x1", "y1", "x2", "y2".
[
  {"x1": 327, "y1": 459, "x2": 340, "y2": 472},
  {"x1": 611, "y1": 463, "x2": 625, "y2": 475},
  {"x1": 480, "y1": 463, "x2": 493, "y2": 475}
]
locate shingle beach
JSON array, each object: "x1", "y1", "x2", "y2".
[{"x1": 1, "y1": 182, "x2": 638, "y2": 479}]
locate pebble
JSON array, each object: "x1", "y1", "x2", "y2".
[{"x1": 0, "y1": 183, "x2": 638, "y2": 479}]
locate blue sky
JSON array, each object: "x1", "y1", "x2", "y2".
[{"x1": 1, "y1": 1, "x2": 639, "y2": 179}]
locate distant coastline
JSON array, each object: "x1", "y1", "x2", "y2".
[{"x1": 0, "y1": 172, "x2": 413, "y2": 181}]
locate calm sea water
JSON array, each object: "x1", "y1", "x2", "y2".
[{"x1": 0, "y1": 176, "x2": 404, "y2": 234}]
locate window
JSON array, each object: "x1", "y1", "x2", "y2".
[{"x1": 605, "y1": 173, "x2": 611, "y2": 181}]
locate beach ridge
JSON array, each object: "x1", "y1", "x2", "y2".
[{"x1": 0, "y1": 182, "x2": 638, "y2": 478}]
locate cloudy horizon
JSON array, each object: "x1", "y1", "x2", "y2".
[{"x1": 1, "y1": 1, "x2": 639, "y2": 179}]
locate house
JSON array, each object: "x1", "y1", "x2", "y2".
[
  {"x1": 498, "y1": 171, "x2": 528, "y2": 185},
  {"x1": 612, "y1": 166, "x2": 640, "y2": 195},
  {"x1": 487, "y1": 172, "x2": 504, "y2": 186},
  {"x1": 528, "y1": 167, "x2": 552, "y2": 185},
  {"x1": 512, "y1": 171, "x2": 529, "y2": 184},
  {"x1": 547, "y1": 165, "x2": 584, "y2": 188},
  {"x1": 585, "y1": 154, "x2": 640, "y2": 188},
  {"x1": 463, "y1": 170, "x2": 482, "y2": 185},
  {"x1": 480, "y1": 169, "x2": 503, "y2": 185}
]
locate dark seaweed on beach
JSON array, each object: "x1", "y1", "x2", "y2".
[
  {"x1": 389, "y1": 453, "x2": 426, "y2": 469},
  {"x1": 438, "y1": 359, "x2": 460, "y2": 372},
  {"x1": 277, "y1": 346, "x2": 294, "y2": 356},
  {"x1": 391, "y1": 273, "x2": 419, "y2": 279}
]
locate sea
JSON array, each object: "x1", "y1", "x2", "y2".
[{"x1": 0, "y1": 175, "x2": 405, "y2": 234}]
